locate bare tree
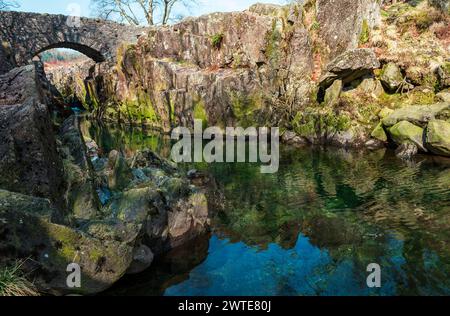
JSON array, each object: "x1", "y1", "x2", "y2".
[
  {"x1": 90, "y1": 0, "x2": 196, "y2": 26},
  {"x1": 0, "y1": 0, "x2": 19, "y2": 10}
]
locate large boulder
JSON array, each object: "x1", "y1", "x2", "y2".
[
  {"x1": 382, "y1": 103, "x2": 450, "y2": 127},
  {"x1": 0, "y1": 190, "x2": 133, "y2": 295},
  {"x1": 425, "y1": 120, "x2": 450, "y2": 157},
  {"x1": 316, "y1": 0, "x2": 381, "y2": 61},
  {"x1": 319, "y1": 49, "x2": 380, "y2": 89},
  {"x1": 388, "y1": 120, "x2": 426, "y2": 152},
  {"x1": 0, "y1": 66, "x2": 66, "y2": 218}
]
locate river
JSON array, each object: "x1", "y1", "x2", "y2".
[{"x1": 80, "y1": 120, "x2": 450, "y2": 296}]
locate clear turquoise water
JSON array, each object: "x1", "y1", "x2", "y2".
[{"x1": 84, "y1": 121, "x2": 450, "y2": 296}]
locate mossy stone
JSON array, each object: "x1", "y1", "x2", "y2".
[
  {"x1": 388, "y1": 120, "x2": 426, "y2": 151},
  {"x1": 371, "y1": 123, "x2": 388, "y2": 142},
  {"x1": 425, "y1": 120, "x2": 450, "y2": 157}
]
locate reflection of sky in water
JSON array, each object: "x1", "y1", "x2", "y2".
[{"x1": 165, "y1": 235, "x2": 406, "y2": 296}]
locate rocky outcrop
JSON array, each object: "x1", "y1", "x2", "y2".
[
  {"x1": 0, "y1": 62, "x2": 215, "y2": 294},
  {"x1": 316, "y1": 0, "x2": 381, "y2": 62},
  {"x1": 319, "y1": 49, "x2": 380, "y2": 89},
  {"x1": 0, "y1": 66, "x2": 66, "y2": 218}
]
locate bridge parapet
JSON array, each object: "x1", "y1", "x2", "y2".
[{"x1": 0, "y1": 10, "x2": 147, "y2": 73}]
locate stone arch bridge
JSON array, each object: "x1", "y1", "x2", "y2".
[{"x1": 0, "y1": 10, "x2": 147, "y2": 74}]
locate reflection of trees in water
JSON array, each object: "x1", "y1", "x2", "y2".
[
  {"x1": 80, "y1": 119, "x2": 173, "y2": 159},
  {"x1": 211, "y1": 147, "x2": 450, "y2": 294},
  {"x1": 83, "y1": 121, "x2": 450, "y2": 295}
]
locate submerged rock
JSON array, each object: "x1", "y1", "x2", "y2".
[
  {"x1": 395, "y1": 143, "x2": 418, "y2": 160},
  {"x1": 425, "y1": 120, "x2": 450, "y2": 157}
]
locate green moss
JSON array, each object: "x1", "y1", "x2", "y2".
[
  {"x1": 47, "y1": 224, "x2": 80, "y2": 262},
  {"x1": 409, "y1": 90, "x2": 436, "y2": 105},
  {"x1": 371, "y1": 123, "x2": 388, "y2": 142},
  {"x1": 120, "y1": 88, "x2": 159, "y2": 125},
  {"x1": 210, "y1": 33, "x2": 224, "y2": 49},
  {"x1": 86, "y1": 80, "x2": 100, "y2": 111},
  {"x1": 230, "y1": 92, "x2": 264, "y2": 128},
  {"x1": 292, "y1": 108, "x2": 351, "y2": 137},
  {"x1": 89, "y1": 249, "x2": 103, "y2": 263},
  {"x1": 265, "y1": 19, "x2": 282, "y2": 63},
  {"x1": 359, "y1": 19, "x2": 370, "y2": 45},
  {"x1": 193, "y1": 99, "x2": 208, "y2": 128},
  {"x1": 377, "y1": 92, "x2": 408, "y2": 109}
]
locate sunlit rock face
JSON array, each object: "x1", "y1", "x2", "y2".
[
  {"x1": 48, "y1": 1, "x2": 381, "y2": 133},
  {"x1": 316, "y1": 0, "x2": 381, "y2": 62}
]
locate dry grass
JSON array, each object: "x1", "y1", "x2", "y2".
[{"x1": 0, "y1": 260, "x2": 40, "y2": 297}]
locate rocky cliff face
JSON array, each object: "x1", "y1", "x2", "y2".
[
  {"x1": 50, "y1": 1, "x2": 379, "y2": 132},
  {"x1": 49, "y1": 1, "x2": 450, "y2": 160}
]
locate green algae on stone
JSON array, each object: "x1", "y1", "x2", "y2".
[
  {"x1": 380, "y1": 62, "x2": 404, "y2": 93},
  {"x1": 371, "y1": 123, "x2": 388, "y2": 142},
  {"x1": 382, "y1": 103, "x2": 450, "y2": 127},
  {"x1": 193, "y1": 99, "x2": 208, "y2": 128},
  {"x1": 292, "y1": 107, "x2": 351, "y2": 138},
  {"x1": 388, "y1": 120, "x2": 426, "y2": 151},
  {"x1": 230, "y1": 91, "x2": 264, "y2": 128},
  {"x1": 425, "y1": 120, "x2": 450, "y2": 157}
]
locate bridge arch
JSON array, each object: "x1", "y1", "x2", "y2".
[
  {"x1": 0, "y1": 10, "x2": 146, "y2": 73},
  {"x1": 34, "y1": 42, "x2": 105, "y2": 63}
]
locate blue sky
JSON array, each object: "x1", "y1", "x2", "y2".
[{"x1": 14, "y1": 0, "x2": 288, "y2": 20}]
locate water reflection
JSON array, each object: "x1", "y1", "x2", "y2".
[{"x1": 84, "y1": 121, "x2": 450, "y2": 296}]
